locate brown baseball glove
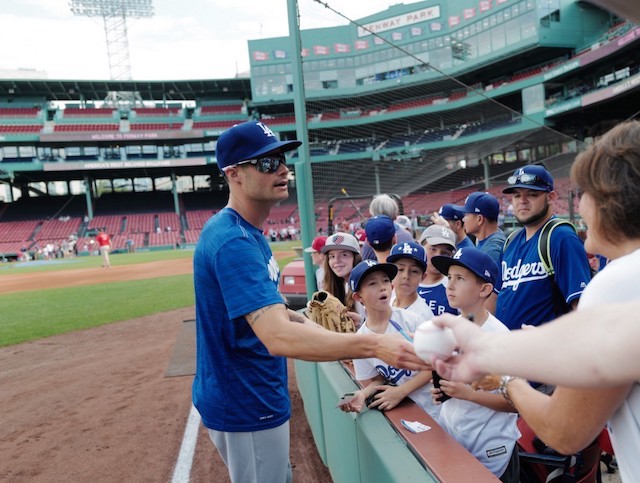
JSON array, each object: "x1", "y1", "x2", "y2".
[{"x1": 306, "y1": 290, "x2": 357, "y2": 333}]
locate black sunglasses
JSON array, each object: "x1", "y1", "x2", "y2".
[
  {"x1": 235, "y1": 153, "x2": 287, "y2": 173},
  {"x1": 507, "y1": 173, "x2": 552, "y2": 190}
]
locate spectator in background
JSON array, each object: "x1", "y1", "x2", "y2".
[
  {"x1": 96, "y1": 228, "x2": 112, "y2": 268},
  {"x1": 431, "y1": 204, "x2": 474, "y2": 249},
  {"x1": 497, "y1": 165, "x2": 592, "y2": 330},
  {"x1": 304, "y1": 235, "x2": 327, "y2": 291},
  {"x1": 387, "y1": 241, "x2": 435, "y2": 321},
  {"x1": 394, "y1": 215, "x2": 414, "y2": 238},
  {"x1": 453, "y1": 192, "x2": 506, "y2": 313},
  {"x1": 364, "y1": 215, "x2": 397, "y2": 263},
  {"x1": 125, "y1": 238, "x2": 135, "y2": 253},
  {"x1": 320, "y1": 232, "x2": 365, "y2": 326},
  {"x1": 361, "y1": 194, "x2": 413, "y2": 260},
  {"x1": 453, "y1": 192, "x2": 505, "y2": 267},
  {"x1": 417, "y1": 225, "x2": 458, "y2": 316}
]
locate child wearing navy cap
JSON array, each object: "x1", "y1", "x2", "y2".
[
  {"x1": 430, "y1": 247, "x2": 520, "y2": 482},
  {"x1": 387, "y1": 241, "x2": 435, "y2": 322},
  {"x1": 339, "y1": 260, "x2": 441, "y2": 422}
]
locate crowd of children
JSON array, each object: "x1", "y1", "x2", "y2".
[{"x1": 297, "y1": 163, "x2": 611, "y2": 483}]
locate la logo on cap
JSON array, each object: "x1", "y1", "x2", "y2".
[
  {"x1": 453, "y1": 249, "x2": 463, "y2": 259},
  {"x1": 364, "y1": 260, "x2": 377, "y2": 267},
  {"x1": 257, "y1": 122, "x2": 276, "y2": 138},
  {"x1": 401, "y1": 243, "x2": 414, "y2": 254}
]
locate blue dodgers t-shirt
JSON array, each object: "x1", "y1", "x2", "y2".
[
  {"x1": 496, "y1": 222, "x2": 591, "y2": 330},
  {"x1": 192, "y1": 208, "x2": 289, "y2": 432}
]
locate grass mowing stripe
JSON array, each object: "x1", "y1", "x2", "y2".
[
  {"x1": 0, "y1": 249, "x2": 196, "y2": 276},
  {"x1": 0, "y1": 274, "x2": 194, "y2": 347},
  {"x1": 0, "y1": 240, "x2": 300, "y2": 347}
]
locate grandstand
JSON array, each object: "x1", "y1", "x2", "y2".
[{"x1": 1, "y1": 0, "x2": 639, "y2": 259}]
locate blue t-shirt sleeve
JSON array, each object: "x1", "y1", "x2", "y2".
[
  {"x1": 213, "y1": 236, "x2": 284, "y2": 319},
  {"x1": 550, "y1": 227, "x2": 591, "y2": 304}
]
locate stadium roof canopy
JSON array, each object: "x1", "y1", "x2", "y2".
[{"x1": 0, "y1": 78, "x2": 252, "y2": 102}]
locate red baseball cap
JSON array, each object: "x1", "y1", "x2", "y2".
[{"x1": 304, "y1": 236, "x2": 327, "y2": 253}]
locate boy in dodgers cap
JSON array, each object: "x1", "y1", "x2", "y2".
[
  {"x1": 340, "y1": 259, "x2": 442, "y2": 421},
  {"x1": 417, "y1": 224, "x2": 458, "y2": 316},
  {"x1": 431, "y1": 247, "x2": 502, "y2": 295},
  {"x1": 428, "y1": 248, "x2": 519, "y2": 479},
  {"x1": 419, "y1": 224, "x2": 457, "y2": 249},
  {"x1": 386, "y1": 241, "x2": 435, "y2": 322},
  {"x1": 349, "y1": 259, "x2": 398, "y2": 292}
]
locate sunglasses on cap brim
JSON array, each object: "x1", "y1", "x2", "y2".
[{"x1": 506, "y1": 173, "x2": 552, "y2": 190}]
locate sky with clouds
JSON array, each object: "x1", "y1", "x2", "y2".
[{"x1": 0, "y1": 0, "x2": 405, "y2": 81}]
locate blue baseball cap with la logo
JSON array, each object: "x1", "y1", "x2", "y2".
[
  {"x1": 387, "y1": 241, "x2": 427, "y2": 271},
  {"x1": 431, "y1": 247, "x2": 502, "y2": 294},
  {"x1": 503, "y1": 165, "x2": 554, "y2": 193},
  {"x1": 349, "y1": 260, "x2": 398, "y2": 292},
  {"x1": 215, "y1": 121, "x2": 302, "y2": 171},
  {"x1": 452, "y1": 192, "x2": 500, "y2": 221}
]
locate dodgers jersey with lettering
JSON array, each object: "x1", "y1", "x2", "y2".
[
  {"x1": 354, "y1": 307, "x2": 441, "y2": 422},
  {"x1": 192, "y1": 207, "x2": 289, "y2": 432},
  {"x1": 418, "y1": 277, "x2": 458, "y2": 315},
  {"x1": 577, "y1": 248, "x2": 640, "y2": 482},
  {"x1": 438, "y1": 314, "x2": 520, "y2": 477},
  {"x1": 496, "y1": 220, "x2": 591, "y2": 329}
]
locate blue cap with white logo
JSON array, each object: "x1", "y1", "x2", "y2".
[
  {"x1": 453, "y1": 192, "x2": 500, "y2": 221},
  {"x1": 216, "y1": 121, "x2": 301, "y2": 171},
  {"x1": 503, "y1": 165, "x2": 554, "y2": 193},
  {"x1": 438, "y1": 204, "x2": 464, "y2": 221},
  {"x1": 387, "y1": 241, "x2": 427, "y2": 271},
  {"x1": 431, "y1": 247, "x2": 502, "y2": 294},
  {"x1": 349, "y1": 260, "x2": 398, "y2": 292},
  {"x1": 365, "y1": 215, "x2": 396, "y2": 247}
]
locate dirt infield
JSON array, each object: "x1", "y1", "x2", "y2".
[{"x1": 0, "y1": 259, "x2": 330, "y2": 482}]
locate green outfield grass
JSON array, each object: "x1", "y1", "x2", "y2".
[
  {"x1": 0, "y1": 248, "x2": 196, "y2": 275},
  {"x1": 0, "y1": 241, "x2": 302, "y2": 347}
]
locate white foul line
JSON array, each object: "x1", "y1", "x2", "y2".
[{"x1": 172, "y1": 404, "x2": 201, "y2": 483}]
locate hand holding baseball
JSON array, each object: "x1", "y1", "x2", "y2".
[{"x1": 413, "y1": 320, "x2": 457, "y2": 362}]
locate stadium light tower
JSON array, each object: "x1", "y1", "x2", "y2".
[{"x1": 70, "y1": 0, "x2": 154, "y2": 105}]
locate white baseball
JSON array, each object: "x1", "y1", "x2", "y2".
[{"x1": 413, "y1": 320, "x2": 457, "y2": 362}]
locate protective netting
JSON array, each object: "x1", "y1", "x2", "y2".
[{"x1": 289, "y1": 0, "x2": 583, "y2": 221}]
